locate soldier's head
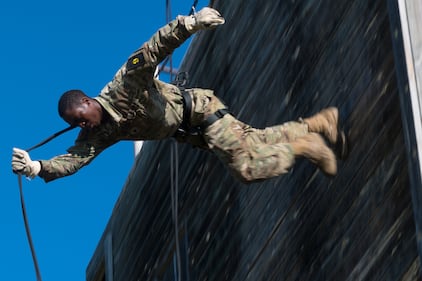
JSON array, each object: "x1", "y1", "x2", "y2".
[{"x1": 58, "y1": 89, "x2": 104, "y2": 129}]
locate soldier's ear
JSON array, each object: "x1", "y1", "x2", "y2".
[{"x1": 80, "y1": 97, "x2": 91, "y2": 105}]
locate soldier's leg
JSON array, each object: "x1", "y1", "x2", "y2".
[
  {"x1": 251, "y1": 121, "x2": 308, "y2": 145},
  {"x1": 247, "y1": 122, "x2": 337, "y2": 176},
  {"x1": 249, "y1": 107, "x2": 340, "y2": 145},
  {"x1": 289, "y1": 133, "x2": 336, "y2": 176},
  {"x1": 204, "y1": 114, "x2": 336, "y2": 182},
  {"x1": 203, "y1": 114, "x2": 296, "y2": 182}
]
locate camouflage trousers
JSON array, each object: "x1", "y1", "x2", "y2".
[
  {"x1": 203, "y1": 114, "x2": 308, "y2": 182},
  {"x1": 176, "y1": 89, "x2": 309, "y2": 182}
]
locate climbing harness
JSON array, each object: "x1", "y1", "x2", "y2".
[
  {"x1": 173, "y1": 72, "x2": 199, "y2": 139},
  {"x1": 173, "y1": 71, "x2": 229, "y2": 139},
  {"x1": 16, "y1": 125, "x2": 75, "y2": 281}
]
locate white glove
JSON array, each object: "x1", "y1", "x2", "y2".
[
  {"x1": 12, "y1": 148, "x2": 41, "y2": 178},
  {"x1": 184, "y1": 7, "x2": 225, "y2": 33}
]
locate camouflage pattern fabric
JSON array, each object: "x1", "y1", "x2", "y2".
[{"x1": 204, "y1": 115, "x2": 308, "y2": 182}]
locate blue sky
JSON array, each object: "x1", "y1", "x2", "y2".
[{"x1": 0, "y1": 1, "x2": 201, "y2": 280}]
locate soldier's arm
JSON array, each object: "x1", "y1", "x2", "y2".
[
  {"x1": 38, "y1": 131, "x2": 116, "y2": 183},
  {"x1": 38, "y1": 153, "x2": 96, "y2": 183},
  {"x1": 126, "y1": 8, "x2": 225, "y2": 73},
  {"x1": 126, "y1": 16, "x2": 191, "y2": 74}
]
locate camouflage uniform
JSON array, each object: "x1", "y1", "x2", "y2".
[
  {"x1": 204, "y1": 116, "x2": 308, "y2": 182},
  {"x1": 39, "y1": 16, "x2": 308, "y2": 183}
]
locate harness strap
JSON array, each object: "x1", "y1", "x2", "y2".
[
  {"x1": 201, "y1": 108, "x2": 229, "y2": 129},
  {"x1": 180, "y1": 90, "x2": 193, "y2": 130},
  {"x1": 175, "y1": 91, "x2": 229, "y2": 138}
]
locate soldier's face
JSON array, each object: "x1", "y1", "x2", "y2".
[{"x1": 63, "y1": 98, "x2": 103, "y2": 129}]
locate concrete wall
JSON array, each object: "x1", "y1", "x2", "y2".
[{"x1": 86, "y1": 0, "x2": 421, "y2": 280}]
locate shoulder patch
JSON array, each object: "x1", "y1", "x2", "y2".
[{"x1": 126, "y1": 53, "x2": 145, "y2": 71}]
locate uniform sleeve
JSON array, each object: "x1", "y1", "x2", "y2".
[
  {"x1": 126, "y1": 16, "x2": 192, "y2": 74},
  {"x1": 38, "y1": 129, "x2": 117, "y2": 183}
]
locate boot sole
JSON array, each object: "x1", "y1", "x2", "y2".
[
  {"x1": 331, "y1": 107, "x2": 349, "y2": 160},
  {"x1": 304, "y1": 133, "x2": 338, "y2": 176},
  {"x1": 321, "y1": 107, "x2": 339, "y2": 145},
  {"x1": 334, "y1": 130, "x2": 349, "y2": 160}
]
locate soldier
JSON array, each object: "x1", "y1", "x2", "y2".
[{"x1": 12, "y1": 7, "x2": 345, "y2": 183}]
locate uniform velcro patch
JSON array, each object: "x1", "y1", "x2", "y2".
[{"x1": 126, "y1": 53, "x2": 145, "y2": 71}]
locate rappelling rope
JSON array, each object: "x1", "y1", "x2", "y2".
[
  {"x1": 167, "y1": 0, "x2": 181, "y2": 279},
  {"x1": 170, "y1": 140, "x2": 182, "y2": 281},
  {"x1": 166, "y1": 1, "x2": 199, "y2": 280},
  {"x1": 158, "y1": 0, "x2": 199, "y2": 77},
  {"x1": 166, "y1": 0, "x2": 182, "y2": 281},
  {"x1": 17, "y1": 125, "x2": 75, "y2": 281},
  {"x1": 18, "y1": 175, "x2": 43, "y2": 281}
]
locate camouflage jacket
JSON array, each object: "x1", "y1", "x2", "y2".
[{"x1": 39, "y1": 16, "x2": 198, "y2": 182}]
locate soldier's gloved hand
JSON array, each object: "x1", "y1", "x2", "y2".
[
  {"x1": 12, "y1": 148, "x2": 41, "y2": 178},
  {"x1": 184, "y1": 7, "x2": 225, "y2": 33}
]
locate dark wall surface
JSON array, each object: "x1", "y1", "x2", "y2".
[{"x1": 86, "y1": 0, "x2": 421, "y2": 280}]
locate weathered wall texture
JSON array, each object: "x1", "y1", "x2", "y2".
[{"x1": 87, "y1": 0, "x2": 421, "y2": 280}]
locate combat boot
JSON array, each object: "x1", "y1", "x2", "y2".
[
  {"x1": 290, "y1": 133, "x2": 337, "y2": 176},
  {"x1": 302, "y1": 107, "x2": 339, "y2": 144},
  {"x1": 303, "y1": 107, "x2": 348, "y2": 160}
]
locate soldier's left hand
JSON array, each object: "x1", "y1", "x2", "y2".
[
  {"x1": 184, "y1": 7, "x2": 225, "y2": 33},
  {"x1": 12, "y1": 148, "x2": 41, "y2": 178}
]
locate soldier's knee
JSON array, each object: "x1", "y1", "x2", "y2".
[
  {"x1": 231, "y1": 167, "x2": 258, "y2": 183},
  {"x1": 230, "y1": 155, "x2": 286, "y2": 183}
]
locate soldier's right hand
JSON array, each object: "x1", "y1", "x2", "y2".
[
  {"x1": 12, "y1": 148, "x2": 41, "y2": 178},
  {"x1": 184, "y1": 7, "x2": 225, "y2": 33}
]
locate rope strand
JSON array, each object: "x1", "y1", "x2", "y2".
[
  {"x1": 18, "y1": 175, "x2": 43, "y2": 281},
  {"x1": 17, "y1": 125, "x2": 76, "y2": 281}
]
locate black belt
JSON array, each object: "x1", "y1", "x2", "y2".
[
  {"x1": 176, "y1": 90, "x2": 229, "y2": 137},
  {"x1": 180, "y1": 90, "x2": 193, "y2": 130}
]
